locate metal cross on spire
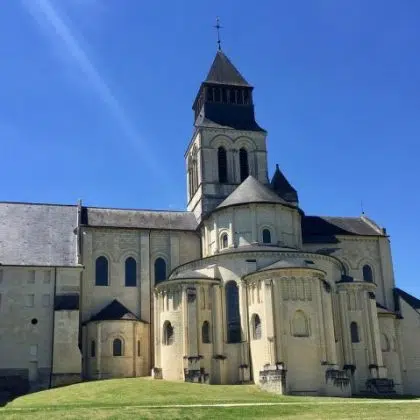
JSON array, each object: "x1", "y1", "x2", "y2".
[{"x1": 214, "y1": 17, "x2": 223, "y2": 51}]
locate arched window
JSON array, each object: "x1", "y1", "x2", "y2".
[
  {"x1": 95, "y1": 256, "x2": 108, "y2": 286},
  {"x1": 154, "y1": 258, "x2": 166, "y2": 284},
  {"x1": 226, "y1": 281, "x2": 241, "y2": 343},
  {"x1": 239, "y1": 148, "x2": 249, "y2": 182},
  {"x1": 221, "y1": 233, "x2": 228, "y2": 249},
  {"x1": 218, "y1": 147, "x2": 228, "y2": 183},
  {"x1": 350, "y1": 322, "x2": 360, "y2": 343},
  {"x1": 163, "y1": 321, "x2": 174, "y2": 346},
  {"x1": 188, "y1": 157, "x2": 193, "y2": 198},
  {"x1": 292, "y1": 310, "x2": 309, "y2": 337},
  {"x1": 262, "y1": 229, "x2": 271, "y2": 244},
  {"x1": 90, "y1": 340, "x2": 96, "y2": 358},
  {"x1": 192, "y1": 158, "x2": 198, "y2": 192},
  {"x1": 125, "y1": 257, "x2": 137, "y2": 287},
  {"x1": 113, "y1": 338, "x2": 123, "y2": 356},
  {"x1": 202, "y1": 321, "x2": 211, "y2": 344},
  {"x1": 252, "y1": 314, "x2": 262, "y2": 340},
  {"x1": 363, "y1": 265, "x2": 373, "y2": 282}
]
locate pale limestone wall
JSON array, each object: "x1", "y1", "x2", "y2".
[
  {"x1": 52, "y1": 310, "x2": 81, "y2": 378},
  {"x1": 378, "y1": 313, "x2": 403, "y2": 393},
  {"x1": 0, "y1": 266, "x2": 81, "y2": 388},
  {"x1": 186, "y1": 128, "x2": 269, "y2": 220},
  {"x1": 155, "y1": 280, "x2": 220, "y2": 382},
  {"x1": 80, "y1": 228, "x2": 200, "y2": 323},
  {"x1": 398, "y1": 299, "x2": 420, "y2": 395},
  {"x1": 155, "y1": 286, "x2": 185, "y2": 381},
  {"x1": 202, "y1": 203, "x2": 302, "y2": 257},
  {"x1": 84, "y1": 320, "x2": 149, "y2": 380},
  {"x1": 336, "y1": 282, "x2": 387, "y2": 394},
  {"x1": 246, "y1": 268, "x2": 337, "y2": 395},
  {"x1": 303, "y1": 236, "x2": 395, "y2": 309},
  {"x1": 167, "y1": 250, "x2": 344, "y2": 389}
]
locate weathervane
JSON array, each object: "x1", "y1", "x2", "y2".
[{"x1": 214, "y1": 17, "x2": 222, "y2": 51}]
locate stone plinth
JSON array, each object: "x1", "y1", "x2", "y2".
[{"x1": 258, "y1": 365, "x2": 287, "y2": 395}]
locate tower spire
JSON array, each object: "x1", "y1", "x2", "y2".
[{"x1": 214, "y1": 17, "x2": 222, "y2": 51}]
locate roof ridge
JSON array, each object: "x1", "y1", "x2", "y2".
[
  {"x1": 0, "y1": 200, "x2": 77, "y2": 207},
  {"x1": 86, "y1": 205, "x2": 192, "y2": 214}
]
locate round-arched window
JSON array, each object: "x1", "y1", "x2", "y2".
[
  {"x1": 221, "y1": 233, "x2": 228, "y2": 249},
  {"x1": 262, "y1": 229, "x2": 271, "y2": 244}
]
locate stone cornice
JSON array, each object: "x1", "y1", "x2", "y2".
[
  {"x1": 243, "y1": 267, "x2": 326, "y2": 282},
  {"x1": 336, "y1": 281, "x2": 377, "y2": 292},
  {"x1": 155, "y1": 278, "x2": 221, "y2": 293}
]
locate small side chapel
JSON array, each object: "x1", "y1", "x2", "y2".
[{"x1": 1, "y1": 46, "x2": 420, "y2": 398}]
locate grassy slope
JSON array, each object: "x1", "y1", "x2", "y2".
[
  {"x1": 5, "y1": 378, "x2": 322, "y2": 407},
  {"x1": 2, "y1": 378, "x2": 420, "y2": 419}
]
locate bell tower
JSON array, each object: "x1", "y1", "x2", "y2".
[{"x1": 186, "y1": 50, "x2": 269, "y2": 222}]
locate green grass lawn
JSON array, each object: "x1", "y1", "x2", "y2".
[{"x1": 1, "y1": 378, "x2": 419, "y2": 419}]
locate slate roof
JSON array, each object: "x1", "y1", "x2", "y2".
[
  {"x1": 171, "y1": 269, "x2": 213, "y2": 280},
  {"x1": 82, "y1": 207, "x2": 198, "y2": 231},
  {"x1": 302, "y1": 215, "x2": 384, "y2": 243},
  {"x1": 270, "y1": 164, "x2": 298, "y2": 203},
  {"x1": 258, "y1": 259, "x2": 314, "y2": 272},
  {"x1": 0, "y1": 202, "x2": 78, "y2": 266},
  {"x1": 216, "y1": 176, "x2": 291, "y2": 211},
  {"x1": 89, "y1": 299, "x2": 139, "y2": 322},
  {"x1": 394, "y1": 288, "x2": 420, "y2": 311},
  {"x1": 205, "y1": 51, "x2": 251, "y2": 86}
]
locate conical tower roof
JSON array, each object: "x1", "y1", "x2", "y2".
[
  {"x1": 270, "y1": 164, "x2": 298, "y2": 203},
  {"x1": 216, "y1": 175, "x2": 290, "y2": 210},
  {"x1": 205, "y1": 51, "x2": 251, "y2": 86}
]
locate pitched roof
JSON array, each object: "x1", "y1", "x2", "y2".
[
  {"x1": 258, "y1": 259, "x2": 314, "y2": 272},
  {"x1": 216, "y1": 176, "x2": 290, "y2": 211},
  {"x1": 89, "y1": 299, "x2": 139, "y2": 322},
  {"x1": 0, "y1": 202, "x2": 78, "y2": 266},
  {"x1": 205, "y1": 51, "x2": 250, "y2": 86},
  {"x1": 270, "y1": 164, "x2": 298, "y2": 203},
  {"x1": 302, "y1": 215, "x2": 384, "y2": 243},
  {"x1": 394, "y1": 288, "x2": 420, "y2": 311},
  {"x1": 171, "y1": 269, "x2": 213, "y2": 280},
  {"x1": 83, "y1": 207, "x2": 198, "y2": 231}
]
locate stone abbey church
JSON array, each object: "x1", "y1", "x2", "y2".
[{"x1": 1, "y1": 49, "x2": 420, "y2": 398}]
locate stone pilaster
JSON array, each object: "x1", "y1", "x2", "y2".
[
  {"x1": 338, "y1": 290, "x2": 352, "y2": 364},
  {"x1": 263, "y1": 279, "x2": 276, "y2": 365}
]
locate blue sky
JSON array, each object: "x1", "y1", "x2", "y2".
[{"x1": 1, "y1": 1, "x2": 419, "y2": 296}]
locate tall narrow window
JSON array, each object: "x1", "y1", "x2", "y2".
[
  {"x1": 252, "y1": 314, "x2": 262, "y2": 340},
  {"x1": 188, "y1": 157, "x2": 193, "y2": 198},
  {"x1": 91, "y1": 340, "x2": 96, "y2": 358},
  {"x1": 137, "y1": 340, "x2": 141, "y2": 357},
  {"x1": 350, "y1": 322, "x2": 360, "y2": 343},
  {"x1": 221, "y1": 233, "x2": 228, "y2": 249},
  {"x1": 192, "y1": 158, "x2": 198, "y2": 192},
  {"x1": 163, "y1": 321, "x2": 174, "y2": 345},
  {"x1": 202, "y1": 321, "x2": 211, "y2": 343},
  {"x1": 226, "y1": 281, "x2": 241, "y2": 343},
  {"x1": 262, "y1": 229, "x2": 271, "y2": 244},
  {"x1": 154, "y1": 258, "x2": 166, "y2": 284},
  {"x1": 125, "y1": 257, "x2": 137, "y2": 287},
  {"x1": 239, "y1": 148, "x2": 249, "y2": 181},
  {"x1": 362, "y1": 265, "x2": 373, "y2": 282},
  {"x1": 113, "y1": 338, "x2": 123, "y2": 356},
  {"x1": 218, "y1": 147, "x2": 228, "y2": 183},
  {"x1": 95, "y1": 256, "x2": 108, "y2": 286}
]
